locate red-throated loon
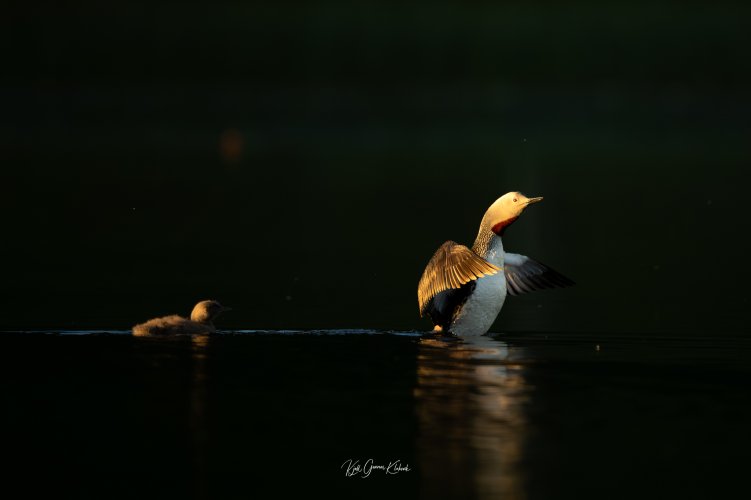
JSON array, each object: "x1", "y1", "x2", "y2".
[
  {"x1": 132, "y1": 300, "x2": 231, "y2": 336},
  {"x1": 417, "y1": 192, "x2": 573, "y2": 336}
]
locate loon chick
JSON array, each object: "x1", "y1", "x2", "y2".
[
  {"x1": 417, "y1": 192, "x2": 574, "y2": 336},
  {"x1": 132, "y1": 300, "x2": 230, "y2": 336}
]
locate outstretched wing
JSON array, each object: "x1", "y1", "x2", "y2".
[
  {"x1": 418, "y1": 241, "x2": 501, "y2": 316},
  {"x1": 504, "y1": 253, "x2": 575, "y2": 296}
]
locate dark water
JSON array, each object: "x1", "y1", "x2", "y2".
[{"x1": 3, "y1": 330, "x2": 750, "y2": 499}]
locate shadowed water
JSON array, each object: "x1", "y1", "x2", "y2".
[{"x1": 1, "y1": 330, "x2": 750, "y2": 499}]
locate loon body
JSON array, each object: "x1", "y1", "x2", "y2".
[
  {"x1": 132, "y1": 300, "x2": 230, "y2": 336},
  {"x1": 417, "y1": 192, "x2": 573, "y2": 336}
]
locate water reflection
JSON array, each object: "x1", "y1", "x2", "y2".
[
  {"x1": 415, "y1": 335, "x2": 531, "y2": 500},
  {"x1": 190, "y1": 334, "x2": 210, "y2": 499}
]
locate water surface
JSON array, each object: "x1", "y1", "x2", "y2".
[{"x1": 2, "y1": 330, "x2": 749, "y2": 499}]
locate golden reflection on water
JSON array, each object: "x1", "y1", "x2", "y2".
[{"x1": 415, "y1": 336, "x2": 530, "y2": 500}]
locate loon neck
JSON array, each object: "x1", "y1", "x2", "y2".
[
  {"x1": 190, "y1": 314, "x2": 214, "y2": 325},
  {"x1": 472, "y1": 226, "x2": 504, "y2": 265}
]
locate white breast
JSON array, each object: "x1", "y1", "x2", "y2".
[{"x1": 450, "y1": 271, "x2": 507, "y2": 336}]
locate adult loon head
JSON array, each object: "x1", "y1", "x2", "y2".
[{"x1": 480, "y1": 192, "x2": 544, "y2": 237}]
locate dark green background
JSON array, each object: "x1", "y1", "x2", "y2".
[{"x1": 3, "y1": 1, "x2": 749, "y2": 333}]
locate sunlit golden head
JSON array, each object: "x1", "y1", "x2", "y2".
[
  {"x1": 484, "y1": 191, "x2": 543, "y2": 234},
  {"x1": 190, "y1": 300, "x2": 230, "y2": 323}
]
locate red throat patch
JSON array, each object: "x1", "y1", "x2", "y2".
[{"x1": 491, "y1": 216, "x2": 518, "y2": 236}]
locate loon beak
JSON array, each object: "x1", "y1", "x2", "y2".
[{"x1": 525, "y1": 196, "x2": 543, "y2": 205}]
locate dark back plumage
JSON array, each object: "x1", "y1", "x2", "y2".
[{"x1": 425, "y1": 280, "x2": 477, "y2": 330}]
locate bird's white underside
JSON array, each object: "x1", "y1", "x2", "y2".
[
  {"x1": 450, "y1": 270, "x2": 507, "y2": 336},
  {"x1": 449, "y1": 234, "x2": 507, "y2": 336}
]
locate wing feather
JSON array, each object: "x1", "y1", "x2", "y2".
[
  {"x1": 417, "y1": 241, "x2": 500, "y2": 316},
  {"x1": 504, "y1": 252, "x2": 575, "y2": 296}
]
